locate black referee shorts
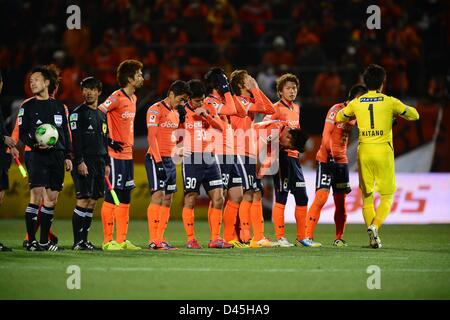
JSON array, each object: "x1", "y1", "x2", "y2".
[
  {"x1": 27, "y1": 150, "x2": 65, "y2": 191},
  {"x1": 72, "y1": 156, "x2": 106, "y2": 200}
]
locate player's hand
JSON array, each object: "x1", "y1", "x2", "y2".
[
  {"x1": 77, "y1": 161, "x2": 88, "y2": 176},
  {"x1": 155, "y1": 162, "x2": 167, "y2": 180},
  {"x1": 392, "y1": 117, "x2": 398, "y2": 126},
  {"x1": 105, "y1": 165, "x2": 111, "y2": 178},
  {"x1": 10, "y1": 147, "x2": 19, "y2": 158},
  {"x1": 216, "y1": 73, "x2": 230, "y2": 94},
  {"x1": 108, "y1": 138, "x2": 124, "y2": 153},
  {"x1": 176, "y1": 104, "x2": 187, "y2": 124},
  {"x1": 3, "y1": 136, "x2": 16, "y2": 148},
  {"x1": 195, "y1": 107, "x2": 209, "y2": 117},
  {"x1": 65, "y1": 159, "x2": 73, "y2": 172},
  {"x1": 34, "y1": 142, "x2": 50, "y2": 150},
  {"x1": 245, "y1": 76, "x2": 258, "y2": 91}
]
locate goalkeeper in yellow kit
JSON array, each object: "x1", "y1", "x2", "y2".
[{"x1": 336, "y1": 64, "x2": 420, "y2": 248}]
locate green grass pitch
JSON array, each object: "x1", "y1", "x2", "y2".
[{"x1": 0, "y1": 219, "x2": 449, "y2": 299}]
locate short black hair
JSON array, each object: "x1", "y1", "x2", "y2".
[
  {"x1": 363, "y1": 64, "x2": 386, "y2": 90},
  {"x1": 31, "y1": 66, "x2": 52, "y2": 82},
  {"x1": 289, "y1": 129, "x2": 309, "y2": 153},
  {"x1": 187, "y1": 79, "x2": 206, "y2": 99},
  {"x1": 168, "y1": 80, "x2": 189, "y2": 97},
  {"x1": 204, "y1": 67, "x2": 225, "y2": 94},
  {"x1": 348, "y1": 84, "x2": 368, "y2": 100},
  {"x1": 80, "y1": 76, "x2": 103, "y2": 91}
]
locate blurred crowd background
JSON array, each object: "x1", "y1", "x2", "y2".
[{"x1": 0, "y1": 0, "x2": 449, "y2": 167}]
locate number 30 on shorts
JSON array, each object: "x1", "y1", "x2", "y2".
[{"x1": 186, "y1": 177, "x2": 197, "y2": 189}]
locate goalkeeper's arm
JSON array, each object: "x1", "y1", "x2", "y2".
[{"x1": 398, "y1": 106, "x2": 420, "y2": 121}]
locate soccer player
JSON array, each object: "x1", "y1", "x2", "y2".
[
  {"x1": 19, "y1": 66, "x2": 73, "y2": 251},
  {"x1": 181, "y1": 79, "x2": 232, "y2": 249},
  {"x1": 263, "y1": 73, "x2": 308, "y2": 247},
  {"x1": 336, "y1": 64, "x2": 420, "y2": 248},
  {"x1": 203, "y1": 67, "x2": 247, "y2": 248},
  {"x1": 145, "y1": 80, "x2": 189, "y2": 250},
  {"x1": 69, "y1": 77, "x2": 110, "y2": 250},
  {"x1": 301, "y1": 84, "x2": 368, "y2": 248},
  {"x1": 229, "y1": 69, "x2": 277, "y2": 248},
  {"x1": 0, "y1": 71, "x2": 16, "y2": 252},
  {"x1": 98, "y1": 59, "x2": 144, "y2": 251}
]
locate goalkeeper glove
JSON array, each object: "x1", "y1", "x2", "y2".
[
  {"x1": 155, "y1": 162, "x2": 167, "y2": 180},
  {"x1": 108, "y1": 138, "x2": 124, "y2": 153},
  {"x1": 216, "y1": 73, "x2": 230, "y2": 94}
]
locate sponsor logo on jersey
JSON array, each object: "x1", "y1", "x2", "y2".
[
  {"x1": 121, "y1": 111, "x2": 136, "y2": 119},
  {"x1": 160, "y1": 121, "x2": 178, "y2": 128},
  {"x1": 185, "y1": 121, "x2": 203, "y2": 129},
  {"x1": 148, "y1": 109, "x2": 159, "y2": 114},
  {"x1": 295, "y1": 182, "x2": 306, "y2": 187},
  {"x1": 149, "y1": 115, "x2": 156, "y2": 123},
  {"x1": 360, "y1": 97, "x2": 384, "y2": 102}
]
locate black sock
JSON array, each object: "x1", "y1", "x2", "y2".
[
  {"x1": 25, "y1": 204, "x2": 39, "y2": 242},
  {"x1": 40, "y1": 206, "x2": 54, "y2": 244},
  {"x1": 72, "y1": 206, "x2": 85, "y2": 244},
  {"x1": 82, "y1": 208, "x2": 94, "y2": 243}
]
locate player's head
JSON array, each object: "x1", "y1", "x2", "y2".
[
  {"x1": 280, "y1": 127, "x2": 309, "y2": 152},
  {"x1": 80, "y1": 76, "x2": 102, "y2": 105},
  {"x1": 230, "y1": 69, "x2": 249, "y2": 96},
  {"x1": 363, "y1": 64, "x2": 386, "y2": 91},
  {"x1": 117, "y1": 59, "x2": 144, "y2": 89},
  {"x1": 277, "y1": 73, "x2": 299, "y2": 102},
  {"x1": 44, "y1": 64, "x2": 61, "y2": 97},
  {"x1": 30, "y1": 66, "x2": 52, "y2": 96},
  {"x1": 347, "y1": 84, "x2": 368, "y2": 101},
  {"x1": 204, "y1": 67, "x2": 225, "y2": 95},
  {"x1": 168, "y1": 80, "x2": 189, "y2": 107},
  {"x1": 187, "y1": 79, "x2": 206, "y2": 109}
]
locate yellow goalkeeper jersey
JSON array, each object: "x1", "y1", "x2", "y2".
[{"x1": 336, "y1": 90, "x2": 419, "y2": 144}]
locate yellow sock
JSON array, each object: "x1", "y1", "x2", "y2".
[
  {"x1": 373, "y1": 194, "x2": 394, "y2": 228},
  {"x1": 362, "y1": 192, "x2": 376, "y2": 227}
]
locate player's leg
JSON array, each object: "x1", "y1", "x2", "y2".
[
  {"x1": 207, "y1": 187, "x2": 232, "y2": 248},
  {"x1": 39, "y1": 188, "x2": 62, "y2": 251},
  {"x1": 101, "y1": 157, "x2": 117, "y2": 248},
  {"x1": 332, "y1": 163, "x2": 352, "y2": 246},
  {"x1": 145, "y1": 154, "x2": 164, "y2": 247},
  {"x1": 302, "y1": 162, "x2": 331, "y2": 247},
  {"x1": 234, "y1": 155, "x2": 252, "y2": 244},
  {"x1": 81, "y1": 198, "x2": 96, "y2": 250},
  {"x1": 272, "y1": 158, "x2": 290, "y2": 245}
]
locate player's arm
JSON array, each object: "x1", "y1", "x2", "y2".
[
  {"x1": 62, "y1": 104, "x2": 73, "y2": 160},
  {"x1": 217, "y1": 92, "x2": 238, "y2": 116},
  {"x1": 321, "y1": 117, "x2": 335, "y2": 158},
  {"x1": 202, "y1": 103, "x2": 226, "y2": 131},
  {"x1": 146, "y1": 107, "x2": 162, "y2": 163},
  {"x1": 69, "y1": 111, "x2": 84, "y2": 165},
  {"x1": 392, "y1": 98, "x2": 420, "y2": 121},
  {"x1": 18, "y1": 106, "x2": 36, "y2": 149},
  {"x1": 251, "y1": 88, "x2": 276, "y2": 114},
  {"x1": 103, "y1": 119, "x2": 111, "y2": 166},
  {"x1": 335, "y1": 102, "x2": 355, "y2": 123},
  {"x1": 232, "y1": 95, "x2": 248, "y2": 118}
]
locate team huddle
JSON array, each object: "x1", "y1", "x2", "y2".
[{"x1": 0, "y1": 60, "x2": 419, "y2": 252}]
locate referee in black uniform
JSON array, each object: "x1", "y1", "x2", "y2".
[
  {"x1": 18, "y1": 66, "x2": 73, "y2": 251},
  {"x1": 69, "y1": 77, "x2": 110, "y2": 250}
]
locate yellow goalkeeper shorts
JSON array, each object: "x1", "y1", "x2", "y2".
[{"x1": 357, "y1": 143, "x2": 396, "y2": 195}]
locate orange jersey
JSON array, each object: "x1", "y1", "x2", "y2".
[
  {"x1": 263, "y1": 98, "x2": 300, "y2": 158},
  {"x1": 146, "y1": 99, "x2": 180, "y2": 162},
  {"x1": 99, "y1": 89, "x2": 136, "y2": 160},
  {"x1": 205, "y1": 92, "x2": 244, "y2": 155},
  {"x1": 182, "y1": 102, "x2": 224, "y2": 154},
  {"x1": 316, "y1": 102, "x2": 355, "y2": 164}
]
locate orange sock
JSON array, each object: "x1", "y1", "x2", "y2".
[
  {"x1": 208, "y1": 207, "x2": 223, "y2": 241},
  {"x1": 272, "y1": 202, "x2": 286, "y2": 239},
  {"x1": 157, "y1": 206, "x2": 171, "y2": 241},
  {"x1": 101, "y1": 201, "x2": 116, "y2": 243},
  {"x1": 295, "y1": 206, "x2": 307, "y2": 240},
  {"x1": 223, "y1": 201, "x2": 239, "y2": 242},
  {"x1": 115, "y1": 203, "x2": 130, "y2": 243},
  {"x1": 305, "y1": 190, "x2": 329, "y2": 238},
  {"x1": 239, "y1": 201, "x2": 252, "y2": 242},
  {"x1": 147, "y1": 203, "x2": 161, "y2": 243},
  {"x1": 251, "y1": 200, "x2": 265, "y2": 241},
  {"x1": 182, "y1": 208, "x2": 195, "y2": 241}
]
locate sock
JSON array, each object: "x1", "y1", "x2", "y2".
[
  {"x1": 238, "y1": 201, "x2": 252, "y2": 242},
  {"x1": 101, "y1": 201, "x2": 116, "y2": 243},
  {"x1": 82, "y1": 208, "x2": 94, "y2": 243},
  {"x1": 209, "y1": 207, "x2": 223, "y2": 241},
  {"x1": 333, "y1": 193, "x2": 347, "y2": 239},
  {"x1": 234, "y1": 213, "x2": 241, "y2": 241},
  {"x1": 147, "y1": 203, "x2": 161, "y2": 243},
  {"x1": 272, "y1": 202, "x2": 286, "y2": 239},
  {"x1": 157, "y1": 206, "x2": 171, "y2": 241},
  {"x1": 305, "y1": 189, "x2": 329, "y2": 238},
  {"x1": 72, "y1": 206, "x2": 85, "y2": 244},
  {"x1": 115, "y1": 203, "x2": 130, "y2": 243},
  {"x1": 182, "y1": 208, "x2": 195, "y2": 241},
  {"x1": 39, "y1": 206, "x2": 54, "y2": 244},
  {"x1": 223, "y1": 201, "x2": 240, "y2": 242},
  {"x1": 362, "y1": 192, "x2": 376, "y2": 227},
  {"x1": 373, "y1": 194, "x2": 394, "y2": 228},
  {"x1": 25, "y1": 204, "x2": 39, "y2": 242},
  {"x1": 250, "y1": 199, "x2": 264, "y2": 241},
  {"x1": 295, "y1": 206, "x2": 307, "y2": 241}
]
